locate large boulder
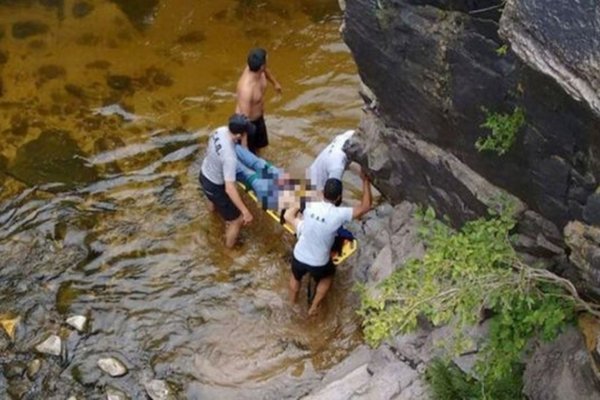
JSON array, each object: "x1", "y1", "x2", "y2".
[
  {"x1": 523, "y1": 327, "x2": 600, "y2": 400},
  {"x1": 343, "y1": 0, "x2": 600, "y2": 228},
  {"x1": 500, "y1": 0, "x2": 600, "y2": 117}
]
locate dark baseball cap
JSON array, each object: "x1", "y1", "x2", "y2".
[{"x1": 228, "y1": 113, "x2": 256, "y2": 137}]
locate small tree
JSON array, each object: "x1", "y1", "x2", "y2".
[{"x1": 358, "y1": 205, "x2": 599, "y2": 398}]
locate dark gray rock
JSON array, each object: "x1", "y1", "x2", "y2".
[
  {"x1": 523, "y1": 327, "x2": 600, "y2": 400},
  {"x1": 343, "y1": 0, "x2": 600, "y2": 229},
  {"x1": 584, "y1": 192, "x2": 600, "y2": 226},
  {"x1": 500, "y1": 0, "x2": 600, "y2": 117},
  {"x1": 347, "y1": 110, "x2": 525, "y2": 228},
  {"x1": 565, "y1": 221, "x2": 600, "y2": 296}
]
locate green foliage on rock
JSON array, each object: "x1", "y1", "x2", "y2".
[
  {"x1": 427, "y1": 358, "x2": 524, "y2": 400},
  {"x1": 357, "y1": 204, "x2": 586, "y2": 398},
  {"x1": 496, "y1": 44, "x2": 509, "y2": 56},
  {"x1": 476, "y1": 106, "x2": 525, "y2": 155}
]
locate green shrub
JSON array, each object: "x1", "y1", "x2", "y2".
[
  {"x1": 427, "y1": 359, "x2": 524, "y2": 400},
  {"x1": 358, "y1": 205, "x2": 584, "y2": 398},
  {"x1": 476, "y1": 106, "x2": 525, "y2": 155}
]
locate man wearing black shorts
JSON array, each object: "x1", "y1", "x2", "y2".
[
  {"x1": 236, "y1": 48, "x2": 282, "y2": 154},
  {"x1": 285, "y1": 172, "x2": 372, "y2": 316},
  {"x1": 200, "y1": 114, "x2": 255, "y2": 248}
]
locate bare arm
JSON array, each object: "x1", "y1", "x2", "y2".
[
  {"x1": 225, "y1": 181, "x2": 253, "y2": 224},
  {"x1": 265, "y1": 67, "x2": 282, "y2": 93},
  {"x1": 352, "y1": 172, "x2": 372, "y2": 219},
  {"x1": 284, "y1": 206, "x2": 301, "y2": 230}
]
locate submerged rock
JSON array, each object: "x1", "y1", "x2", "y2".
[
  {"x1": 72, "y1": 1, "x2": 94, "y2": 18},
  {"x1": 26, "y1": 359, "x2": 42, "y2": 379},
  {"x1": 35, "y1": 334, "x2": 62, "y2": 356},
  {"x1": 97, "y1": 357, "x2": 128, "y2": 377},
  {"x1": 93, "y1": 104, "x2": 146, "y2": 122},
  {"x1": 8, "y1": 129, "x2": 98, "y2": 189},
  {"x1": 110, "y1": 0, "x2": 159, "y2": 30},
  {"x1": 12, "y1": 21, "x2": 49, "y2": 39},
  {"x1": 66, "y1": 315, "x2": 87, "y2": 332},
  {"x1": 144, "y1": 379, "x2": 171, "y2": 400},
  {"x1": 106, "y1": 386, "x2": 129, "y2": 400}
]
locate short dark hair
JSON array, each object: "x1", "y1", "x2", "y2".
[
  {"x1": 247, "y1": 48, "x2": 267, "y2": 72},
  {"x1": 323, "y1": 178, "x2": 343, "y2": 202},
  {"x1": 228, "y1": 113, "x2": 256, "y2": 137}
]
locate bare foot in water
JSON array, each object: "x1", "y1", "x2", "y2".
[{"x1": 307, "y1": 305, "x2": 320, "y2": 317}]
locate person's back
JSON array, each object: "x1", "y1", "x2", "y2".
[
  {"x1": 201, "y1": 126, "x2": 236, "y2": 185},
  {"x1": 285, "y1": 174, "x2": 372, "y2": 316},
  {"x1": 293, "y1": 201, "x2": 352, "y2": 267},
  {"x1": 199, "y1": 114, "x2": 256, "y2": 248},
  {"x1": 309, "y1": 130, "x2": 355, "y2": 191}
]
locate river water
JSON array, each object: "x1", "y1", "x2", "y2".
[{"x1": 0, "y1": 0, "x2": 364, "y2": 398}]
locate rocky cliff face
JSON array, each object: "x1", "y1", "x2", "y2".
[
  {"x1": 343, "y1": 0, "x2": 600, "y2": 229},
  {"x1": 343, "y1": 0, "x2": 600, "y2": 292},
  {"x1": 339, "y1": 0, "x2": 600, "y2": 397}
]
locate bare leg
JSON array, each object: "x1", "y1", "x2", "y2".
[
  {"x1": 224, "y1": 216, "x2": 243, "y2": 248},
  {"x1": 289, "y1": 275, "x2": 301, "y2": 303},
  {"x1": 207, "y1": 200, "x2": 215, "y2": 212},
  {"x1": 308, "y1": 276, "x2": 333, "y2": 316}
]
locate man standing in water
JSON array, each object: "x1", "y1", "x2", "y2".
[
  {"x1": 200, "y1": 114, "x2": 255, "y2": 248},
  {"x1": 236, "y1": 48, "x2": 282, "y2": 154},
  {"x1": 285, "y1": 172, "x2": 372, "y2": 316}
]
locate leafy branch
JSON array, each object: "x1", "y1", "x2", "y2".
[
  {"x1": 358, "y1": 205, "x2": 596, "y2": 397},
  {"x1": 476, "y1": 106, "x2": 525, "y2": 155}
]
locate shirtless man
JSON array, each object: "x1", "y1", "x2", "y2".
[{"x1": 236, "y1": 48, "x2": 282, "y2": 154}]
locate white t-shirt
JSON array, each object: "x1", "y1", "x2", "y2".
[
  {"x1": 309, "y1": 130, "x2": 355, "y2": 191},
  {"x1": 293, "y1": 201, "x2": 353, "y2": 266},
  {"x1": 201, "y1": 127, "x2": 237, "y2": 185}
]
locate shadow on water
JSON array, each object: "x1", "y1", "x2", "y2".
[{"x1": 0, "y1": 0, "x2": 363, "y2": 398}]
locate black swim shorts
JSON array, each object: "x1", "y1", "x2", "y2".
[
  {"x1": 200, "y1": 173, "x2": 241, "y2": 221},
  {"x1": 248, "y1": 115, "x2": 268, "y2": 153},
  {"x1": 291, "y1": 255, "x2": 335, "y2": 282}
]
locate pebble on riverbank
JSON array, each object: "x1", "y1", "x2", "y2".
[
  {"x1": 145, "y1": 379, "x2": 171, "y2": 400},
  {"x1": 66, "y1": 315, "x2": 87, "y2": 332},
  {"x1": 0, "y1": 314, "x2": 20, "y2": 340},
  {"x1": 97, "y1": 357, "x2": 128, "y2": 377},
  {"x1": 26, "y1": 358, "x2": 42, "y2": 379},
  {"x1": 35, "y1": 334, "x2": 62, "y2": 356}
]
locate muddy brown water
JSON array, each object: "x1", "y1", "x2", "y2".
[{"x1": 0, "y1": 1, "x2": 365, "y2": 398}]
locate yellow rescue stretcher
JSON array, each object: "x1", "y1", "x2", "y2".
[{"x1": 237, "y1": 182, "x2": 358, "y2": 265}]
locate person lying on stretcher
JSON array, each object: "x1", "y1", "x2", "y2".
[
  {"x1": 234, "y1": 144, "x2": 356, "y2": 255},
  {"x1": 235, "y1": 144, "x2": 311, "y2": 212}
]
